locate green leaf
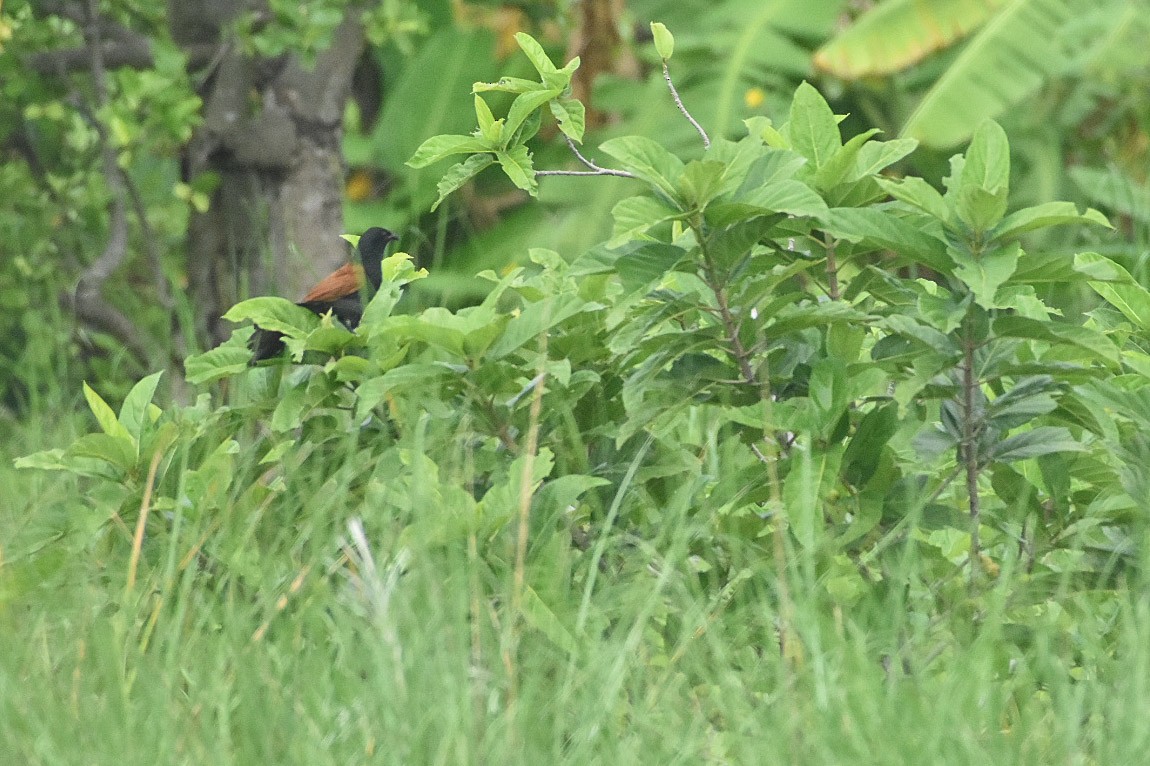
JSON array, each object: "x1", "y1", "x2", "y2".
[
  {"x1": 875, "y1": 176, "x2": 949, "y2": 221},
  {"x1": 992, "y1": 201, "x2": 1111, "y2": 242},
  {"x1": 954, "y1": 120, "x2": 1010, "y2": 231},
  {"x1": 992, "y1": 315, "x2": 1121, "y2": 366},
  {"x1": 599, "y1": 136, "x2": 685, "y2": 201},
  {"x1": 505, "y1": 88, "x2": 560, "y2": 142},
  {"x1": 992, "y1": 426, "x2": 1084, "y2": 463},
  {"x1": 68, "y1": 432, "x2": 137, "y2": 472},
  {"x1": 520, "y1": 585, "x2": 579, "y2": 656},
  {"x1": 1075, "y1": 252, "x2": 1150, "y2": 331},
  {"x1": 355, "y1": 363, "x2": 458, "y2": 420},
  {"x1": 677, "y1": 160, "x2": 727, "y2": 210},
  {"x1": 474, "y1": 76, "x2": 544, "y2": 94},
  {"x1": 549, "y1": 97, "x2": 585, "y2": 143},
  {"x1": 610, "y1": 195, "x2": 684, "y2": 243},
  {"x1": 616, "y1": 243, "x2": 689, "y2": 293},
  {"x1": 879, "y1": 315, "x2": 960, "y2": 355},
  {"x1": 1070, "y1": 166, "x2": 1150, "y2": 224},
  {"x1": 727, "y1": 179, "x2": 828, "y2": 218},
  {"x1": 223, "y1": 298, "x2": 321, "y2": 336},
  {"x1": 474, "y1": 95, "x2": 502, "y2": 143},
  {"x1": 185, "y1": 337, "x2": 254, "y2": 384},
  {"x1": 808, "y1": 358, "x2": 850, "y2": 440},
  {"x1": 432, "y1": 154, "x2": 495, "y2": 211},
  {"x1": 119, "y1": 371, "x2": 164, "y2": 443},
  {"x1": 515, "y1": 32, "x2": 559, "y2": 76},
  {"x1": 14, "y1": 448, "x2": 68, "y2": 472},
  {"x1": 842, "y1": 402, "x2": 899, "y2": 488},
  {"x1": 651, "y1": 22, "x2": 675, "y2": 59},
  {"x1": 952, "y1": 242, "x2": 1020, "y2": 308},
  {"x1": 406, "y1": 133, "x2": 492, "y2": 168},
  {"x1": 496, "y1": 145, "x2": 537, "y2": 195},
  {"x1": 83, "y1": 382, "x2": 132, "y2": 442},
  {"x1": 787, "y1": 82, "x2": 842, "y2": 169},
  {"x1": 812, "y1": 128, "x2": 880, "y2": 190},
  {"x1": 848, "y1": 138, "x2": 918, "y2": 181},
  {"x1": 820, "y1": 207, "x2": 952, "y2": 273},
  {"x1": 488, "y1": 293, "x2": 594, "y2": 360},
  {"x1": 783, "y1": 443, "x2": 843, "y2": 550}
]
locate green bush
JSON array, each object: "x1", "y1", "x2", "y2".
[{"x1": 15, "y1": 29, "x2": 1150, "y2": 762}]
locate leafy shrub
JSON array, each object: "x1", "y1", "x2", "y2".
[{"x1": 19, "y1": 28, "x2": 1150, "y2": 670}]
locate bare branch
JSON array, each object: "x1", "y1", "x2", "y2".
[
  {"x1": 662, "y1": 60, "x2": 709, "y2": 149},
  {"x1": 535, "y1": 134, "x2": 636, "y2": 179}
]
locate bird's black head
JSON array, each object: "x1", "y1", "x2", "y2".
[{"x1": 357, "y1": 227, "x2": 398, "y2": 291}]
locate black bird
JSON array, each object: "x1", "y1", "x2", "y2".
[{"x1": 251, "y1": 227, "x2": 398, "y2": 362}]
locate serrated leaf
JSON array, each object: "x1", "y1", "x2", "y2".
[
  {"x1": 610, "y1": 195, "x2": 684, "y2": 243},
  {"x1": 616, "y1": 243, "x2": 689, "y2": 293},
  {"x1": 783, "y1": 444, "x2": 843, "y2": 550},
  {"x1": 520, "y1": 585, "x2": 579, "y2": 656},
  {"x1": 732, "y1": 179, "x2": 828, "y2": 218},
  {"x1": 549, "y1": 97, "x2": 585, "y2": 143},
  {"x1": 677, "y1": 160, "x2": 727, "y2": 210},
  {"x1": 474, "y1": 76, "x2": 543, "y2": 94},
  {"x1": 406, "y1": 134, "x2": 492, "y2": 168},
  {"x1": 496, "y1": 144, "x2": 537, "y2": 194},
  {"x1": 14, "y1": 448, "x2": 68, "y2": 472},
  {"x1": 185, "y1": 340, "x2": 253, "y2": 384},
  {"x1": 223, "y1": 298, "x2": 321, "y2": 336},
  {"x1": 952, "y1": 242, "x2": 1020, "y2": 308},
  {"x1": 432, "y1": 154, "x2": 495, "y2": 211},
  {"x1": 848, "y1": 138, "x2": 918, "y2": 181}
]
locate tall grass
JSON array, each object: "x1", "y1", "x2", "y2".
[{"x1": 2, "y1": 405, "x2": 1149, "y2": 765}]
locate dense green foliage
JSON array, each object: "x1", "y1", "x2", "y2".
[{"x1": 9, "y1": 26, "x2": 1150, "y2": 762}]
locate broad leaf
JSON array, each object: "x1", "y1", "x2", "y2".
[
  {"x1": 599, "y1": 136, "x2": 684, "y2": 201},
  {"x1": 787, "y1": 81, "x2": 842, "y2": 169},
  {"x1": 992, "y1": 201, "x2": 1110, "y2": 241},
  {"x1": 1075, "y1": 252, "x2": 1150, "y2": 330},
  {"x1": 407, "y1": 133, "x2": 492, "y2": 168},
  {"x1": 433, "y1": 154, "x2": 495, "y2": 210}
]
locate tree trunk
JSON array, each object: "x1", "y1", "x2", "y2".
[{"x1": 175, "y1": 3, "x2": 366, "y2": 344}]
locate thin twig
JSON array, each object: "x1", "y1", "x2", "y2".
[
  {"x1": 535, "y1": 134, "x2": 637, "y2": 179},
  {"x1": 662, "y1": 60, "x2": 709, "y2": 148}
]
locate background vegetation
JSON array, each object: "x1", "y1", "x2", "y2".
[{"x1": 4, "y1": 0, "x2": 1150, "y2": 762}]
